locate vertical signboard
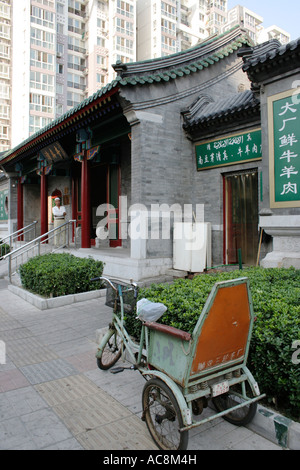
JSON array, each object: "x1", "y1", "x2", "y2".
[
  {"x1": 268, "y1": 89, "x2": 300, "y2": 208},
  {"x1": 0, "y1": 189, "x2": 8, "y2": 221}
]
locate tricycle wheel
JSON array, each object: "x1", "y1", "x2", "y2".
[
  {"x1": 97, "y1": 331, "x2": 122, "y2": 370},
  {"x1": 142, "y1": 378, "x2": 188, "y2": 450},
  {"x1": 212, "y1": 381, "x2": 257, "y2": 426}
]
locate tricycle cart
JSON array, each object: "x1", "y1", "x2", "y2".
[{"x1": 93, "y1": 276, "x2": 265, "y2": 450}]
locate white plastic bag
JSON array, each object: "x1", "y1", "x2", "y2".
[{"x1": 136, "y1": 298, "x2": 167, "y2": 323}]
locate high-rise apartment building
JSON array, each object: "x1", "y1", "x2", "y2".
[
  {"x1": 224, "y1": 5, "x2": 290, "y2": 45},
  {"x1": 2, "y1": 0, "x2": 291, "y2": 149},
  {"x1": 137, "y1": 0, "x2": 228, "y2": 60},
  {"x1": 9, "y1": 0, "x2": 137, "y2": 148},
  {"x1": 0, "y1": 0, "x2": 12, "y2": 153}
]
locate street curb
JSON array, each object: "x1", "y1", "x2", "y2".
[
  {"x1": 246, "y1": 404, "x2": 300, "y2": 450},
  {"x1": 8, "y1": 284, "x2": 106, "y2": 310}
]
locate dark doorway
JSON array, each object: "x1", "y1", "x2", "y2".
[{"x1": 224, "y1": 170, "x2": 259, "y2": 266}]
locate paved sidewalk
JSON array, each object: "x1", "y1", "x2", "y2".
[{"x1": 0, "y1": 282, "x2": 283, "y2": 450}]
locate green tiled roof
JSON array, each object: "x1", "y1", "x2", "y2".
[{"x1": 0, "y1": 26, "x2": 252, "y2": 164}]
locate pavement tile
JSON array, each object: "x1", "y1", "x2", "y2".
[
  {"x1": 20, "y1": 358, "x2": 79, "y2": 385},
  {"x1": 0, "y1": 368, "x2": 30, "y2": 392},
  {"x1": 5, "y1": 336, "x2": 58, "y2": 367},
  {"x1": 20, "y1": 408, "x2": 73, "y2": 449},
  {"x1": 76, "y1": 415, "x2": 158, "y2": 450},
  {"x1": 65, "y1": 349, "x2": 98, "y2": 373},
  {"x1": 0, "y1": 386, "x2": 48, "y2": 420},
  {"x1": 0, "y1": 416, "x2": 36, "y2": 450},
  {"x1": 34, "y1": 374, "x2": 102, "y2": 406},
  {"x1": 43, "y1": 438, "x2": 84, "y2": 450}
]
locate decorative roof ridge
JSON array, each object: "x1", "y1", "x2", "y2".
[
  {"x1": 242, "y1": 36, "x2": 300, "y2": 72},
  {"x1": 183, "y1": 90, "x2": 260, "y2": 129},
  {"x1": 113, "y1": 25, "x2": 252, "y2": 77}
]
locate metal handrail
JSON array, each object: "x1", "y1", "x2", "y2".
[
  {"x1": 0, "y1": 221, "x2": 38, "y2": 255},
  {"x1": 2, "y1": 219, "x2": 77, "y2": 282}
]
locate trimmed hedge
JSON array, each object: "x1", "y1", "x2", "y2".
[
  {"x1": 0, "y1": 240, "x2": 10, "y2": 257},
  {"x1": 19, "y1": 253, "x2": 104, "y2": 297},
  {"x1": 126, "y1": 267, "x2": 300, "y2": 420}
]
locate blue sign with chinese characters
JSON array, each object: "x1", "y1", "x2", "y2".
[{"x1": 195, "y1": 129, "x2": 262, "y2": 171}]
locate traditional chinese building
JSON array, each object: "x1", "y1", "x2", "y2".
[{"x1": 0, "y1": 26, "x2": 299, "y2": 281}]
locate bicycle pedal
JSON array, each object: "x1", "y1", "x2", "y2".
[{"x1": 110, "y1": 367, "x2": 125, "y2": 374}]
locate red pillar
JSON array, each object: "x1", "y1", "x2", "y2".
[
  {"x1": 40, "y1": 172, "x2": 48, "y2": 237},
  {"x1": 17, "y1": 179, "x2": 24, "y2": 241},
  {"x1": 81, "y1": 155, "x2": 91, "y2": 248}
]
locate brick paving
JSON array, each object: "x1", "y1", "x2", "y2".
[{"x1": 0, "y1": 282, "x2": 283, "y2": 450}]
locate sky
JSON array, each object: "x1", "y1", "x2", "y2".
[{"x1": 227, "y1": 0, "x2": 300, "y2": 40}]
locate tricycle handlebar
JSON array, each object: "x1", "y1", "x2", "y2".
[{"x1": 90, "y1": 276, "x2": 138, "y2": 296}]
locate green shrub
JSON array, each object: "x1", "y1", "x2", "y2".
[
  {"x1": 0, "y1": 240, "x2": 10, "y2": 257},
  {"x1": 19, "y1": 253, "x2": 104, "y2": 297},
  {"x1": 127, "y1": 267, "x2": 300, "y2": 420}
]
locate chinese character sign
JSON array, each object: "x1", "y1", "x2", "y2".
[
  {"x1": 269, "y1": 90, "x2": 300, "y2": 208},
  {"x1": 0, "y1": 189, "x2": 8, "y2": 221},
  {"x1": 195, "y1": 129, "x2": 262, "y2": 171}
]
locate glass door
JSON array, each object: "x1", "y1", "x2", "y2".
[{"x1": 224, "y1": 170, "x2": 259, "y2": 266}]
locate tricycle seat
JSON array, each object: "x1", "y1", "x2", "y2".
[{"x1": 144, "y1": 321, "x2": 192, "y2": 342}]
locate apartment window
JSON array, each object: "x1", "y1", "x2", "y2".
[
  {"x1": 56, "y1": 103, "x2": 64, "y2": 116},
  {"x1": 29, "y1": 115, "x2": 52, "y2": 134},
  {"x1": 31, "y1": 6, "x2": 55, "y2": 29},
  {"x1": 116, "y1": 18, "x2": 134, "y2": 37},
  {"x1": 0, "y1": 64, "x2": 9, "y2": 79},
  {"x1": 116, "y1": 0, "x2": 134, "y2": 19},
  {"x1": 116, "y1": 54, "x2": 133, "y2": 63},
  {"x1": 0, "y1": 3, "x2": 10, "y2": 19},
  {"x1": 57, "y1": 23, "x2": 64, "y2": 34},
  {"x1": 0, "y1": 84, "x2": 9, "y2": 99},
  {"x1": 68, "y1": 54, "x2": 85, "y2": 71},
  {"x1": 68, "y1": 17, "x2": 83, "y2": 34},
  {"x1": 0, "y1": 105, "x2": 9, "y2": 119},
  {"x1": 57, "y1": 63, "x2": 64, "y2": 74},
  {"x1": 30, "y1": 49, "x2": 54, "y2": 70},
  {"x1": 30, "y1": 71, "x2": 54, "y2": 92},
  {"x1": 67, "y1": 91, "x2": 83, "y2": 107},
  {"x1": 97, "y1": 19, "x2": 106, "y2": 29},
  {"x1": 35, "y1": 0, "x2": 55, "y2": 8},
  {"x1": 57, "y1": 2, "x2": 64, "y2": 14},
  {"x1": 0, "y1": 125, "x2": 8, "y2": 139},
  {"x1": 96, "y1": 73, "x2": 105, "y2": 86},
  {"x1": 68, "y1": 36, "x2": 86, "y2": 54},
  {"x1": 68, "y1": 0, "x2": 85, "y2": 16},
  {"x1": 31, "y1": 28, "x2": 55, "y2": 50},
  {"x1": 29, "y1": 93, "x2": 54, "y2": 113},
  {"x1": 67, "y1": 72, "x2": 85, "y2": 90},
  {"x1": 161, "y1": 36, "x2": 176, "y2": 52},
  {"x1": 161, "y1": 19, "x2": 176, "y2": 35},
  {"x1": 97, "y1": 37, "x2": 107, "y2": 48},
  {"x1": 161, "y1": 2, "x2": 176, "y2": 20},
  {"x1": 0, "y1": 44, "x2": 9, "y2": 59},
  {"x1": 0, "y1": 24, "x2": 10, "y2": 40},
  {"x1": 115, "y1": 36, "x2": 134, "y2": 55}
]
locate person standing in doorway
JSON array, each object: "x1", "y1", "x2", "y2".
[{"x1": 52, "y1": 197, "x2": 67, "y2": 247}]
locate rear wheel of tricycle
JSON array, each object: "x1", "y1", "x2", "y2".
[
  {"x1": 212, "y1": 381, "x2": 257, "y2": 426},
  {"x1": 142, "y1": 378, "x2": 188, "y2": 450},
  {"x1": 97, "y1": 331, "x2": 122, "y2": 370}
]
